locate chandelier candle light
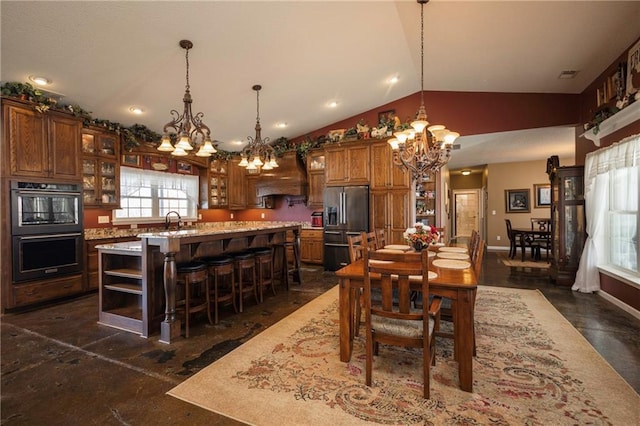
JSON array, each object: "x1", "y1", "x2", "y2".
[
  {"x1": 388, "y1": 0, "x2": 459, "y2": 181},
  {"x1": 157, "y1": 40, "x2": 216, "y2": 157},
  {"x1": 238, "y1": 84, "x2": 278, "y2": 174}
]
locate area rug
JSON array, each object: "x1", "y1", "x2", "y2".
[
  {"x1": 168, "y1": 286, "x2": 639, "y2": 425},
  {"x1": 500, "y1": 255, "x2": 550, "y2": 269}
]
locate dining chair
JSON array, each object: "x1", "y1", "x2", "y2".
[
  {"x1": 435, "y1": 226, "x2": 447, "y2": 245},
  {"x1": 504, "y1": 219, "x2": 520, "y2": 259},
  {"x1": 347, "y1": 233, "x2": 364, "y2": 263},
  {"x1": 362, "y1": 247, "x2": 441, "y2": 399},
  {"x1": 374, "y1": 228, "x2": 387, "y2": 250},
  {"x1": 363, "y1": 231, "x2": 377, "y2": 252}
]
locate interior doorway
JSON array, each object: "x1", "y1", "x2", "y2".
[{"x1": 453, "y1": 189, "x2": 480, "y2": 238}]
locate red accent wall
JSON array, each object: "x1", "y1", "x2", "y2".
[{"x1": 291, "y1": 91, "x2": 580, "y2": 144}]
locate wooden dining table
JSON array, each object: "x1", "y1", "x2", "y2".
[{"x1": 335, "y1": 248, "x2": 478, "y2": 392}]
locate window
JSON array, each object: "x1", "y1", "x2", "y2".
[
  {"x1": 608, "y1": 164, "x2": 639, "y2": 273},
  {"x1": 574, "y1": 134, "x2": 639, "y2": 293},
  {"x1": 113, "y1": 167, "x2": 198, "y2": 224}
]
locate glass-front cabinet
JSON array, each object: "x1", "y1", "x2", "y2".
[
  {"x1": 208, "y1": 159, "x2": 228, "y2": 208},
  {"x1": 307, "y1": 149, "x2": 325, "y2": 209},
  {"x1": 547, "y1": 158, "x2": 586, "y2": 285},
  {"x1": 82, "y1": 128, "x2": 119, "y2": 208}
]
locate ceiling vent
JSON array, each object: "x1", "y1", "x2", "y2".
[{"x1": 558, "y1": 70, "x2": 579, "y2": 79}]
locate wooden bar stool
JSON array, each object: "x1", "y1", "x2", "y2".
[
  {"x1": 246, "y1": 247, "x2": 275, "y2": 302},
  {"x1": 230, "y1": 251, "x2": 257, "y2": 313},
  {"x1": 271, "y1": 240, "x2": 301, "y2": 290},
  {"x1": 201, "y1": 255, "x2": 236, "y2": 324},
  {"x1": 175, "y1": 261, "x2": 211, "y2": 338}
]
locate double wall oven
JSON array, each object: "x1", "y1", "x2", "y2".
[{"x1": 11, "y1": 181, "x2": 83, "y2": 282}]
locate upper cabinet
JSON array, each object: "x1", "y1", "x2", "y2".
[
  {"x1": 306, "y1": 149, "x2": 325, "y2": 209},
  {"x1": 81, "y1": 127, "x2": 120, "y2": 208},
  {"x1": 227, "y1": 157, "x2": 247, "y2": 210},
  {"x1": 369, "y1": 140, "x2": 410, "y2": 191},
  {"x1": 2, "y1": 97, "x2": 82, "y2": 181},
  {"x1": 325, "y1": 143, "x2": 370, "y2": 185},
  {"x1": 208, "y1": 158, "x2": 229, "y2": 208}
]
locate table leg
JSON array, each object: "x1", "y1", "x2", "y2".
[
  {"x1": 159, "y1": 251, "x2": 181, "y2": 344},
  {"x1": 455, "y1": 289, "x2": 474, "y2": 392},
  {"x1": 339, "y1": 277, "x2": 354, "y2": 362}
]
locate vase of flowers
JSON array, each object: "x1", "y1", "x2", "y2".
[{"x1": 403, "y1": 223, "x2": 440, "y2": 251}]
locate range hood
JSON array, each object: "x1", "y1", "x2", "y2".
[{"x1": 255, "y1": 151, "x2": 308, "y2": 197}]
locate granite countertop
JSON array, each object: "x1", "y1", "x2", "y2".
[
  {"x1": 85, "y1": 221, "x2": 310, "y2": 240},
  {"x1": 94, "y1": 240, "x2": 142, "y2": 252}
]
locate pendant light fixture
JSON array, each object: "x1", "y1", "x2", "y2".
[
  {"x1": 388, "y1": 0, "x2": 459, "y2": 180},
  {"x1": 157, "y1": 40, "x2": 216, "y2": 157},
  {"x1": 238, "y1": 84, "x2": 278, "y2": 174}
]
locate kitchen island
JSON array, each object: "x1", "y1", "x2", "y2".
[
  {"x1": 137, "y1": 221, "x2": 302, "y2": 343},
  {"x1": 97, "y1": 222, "x2": 302, "y2": 342}
]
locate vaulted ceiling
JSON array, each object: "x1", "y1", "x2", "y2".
[{"x1": 2, "y1": 1, "x2": 639, "y2": 169}]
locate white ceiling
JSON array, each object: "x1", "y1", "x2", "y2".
[{"x1": 2, "y1": 1, "x2": 639, "y2": 170}]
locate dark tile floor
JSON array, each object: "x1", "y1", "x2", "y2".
[{"x1": 1, "y1": 251, "x2": 639, "y2": 425}]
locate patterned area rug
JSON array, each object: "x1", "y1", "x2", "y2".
[
  {"x1": 500, "y1": 255, "x2": 550, "y2": 269},
  {"x1": 168, "y1": 286, "x2": 639, "y2": 425}
]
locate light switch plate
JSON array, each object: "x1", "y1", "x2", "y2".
[{"x1": 98, "y1": 216, "x2": 110, "y2": 224}]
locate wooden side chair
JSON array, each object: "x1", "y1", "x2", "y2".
[
  {"x1": 363, "y1": 247, "x2": 441, "y2": 399},
  {"x1": 347, "y1": 233, "x2": 364, "y2": 263},
  {"x1": 363, "y1": 231, "x2": 377, "y2": 252},
  {"x1": 504, "y1": 219, "x2": 520, "y2": 259},
  {"x1": 435, "y1": 226, "x2": 447, "y2": 245},
  {"x1": 374, "y1": 228, "x2": 387, "y2": 249}
]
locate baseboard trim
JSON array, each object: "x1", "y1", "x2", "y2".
[{"x1": 597, "y1": 290, "x2": 640, "y2": 321}]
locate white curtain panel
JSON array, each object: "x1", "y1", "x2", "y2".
[{"x1": 573, "y1": 133, "x2": 640, "y2": 292}]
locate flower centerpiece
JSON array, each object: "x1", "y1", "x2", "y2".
[{"x1": 404, "y1": 223, "x2": 440, "y2": 251}]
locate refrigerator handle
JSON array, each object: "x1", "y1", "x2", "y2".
[{"x1": 340, "y1": 191, "x2": 346, "y2": 224}]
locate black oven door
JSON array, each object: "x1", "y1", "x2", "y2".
[
  {"x1": 11, "y1": 181, "x2": 82, "y2": 235},
  {"x1": 12, "y1": 233, "x2": 83, "y2": 282}
]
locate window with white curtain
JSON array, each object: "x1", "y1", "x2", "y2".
[
  {"x1": 574, "y1": 134, "x2": 639, "y2": 293},
  {"x1": 113, "y1": 167, "x2": 199, "y2": 224},
  {"x1": 608, "y1": 164, "x2": 638, "y2": 273}
]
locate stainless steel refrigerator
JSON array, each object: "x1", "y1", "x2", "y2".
[{"x1": 323, "y1": 185, "x2": 369, "y2": 271}]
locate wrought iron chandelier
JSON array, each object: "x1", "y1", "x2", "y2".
[
  {"x1": 157, "y1": 40, "x2": 216, "y2": 157},
  {"x1": 238, "y1": 84, "x2": 278, "y2": 174},
  {"x1": 388, "y1": 0, "x2": 459, "y2": 181}
]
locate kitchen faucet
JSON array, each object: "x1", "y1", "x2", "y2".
[{"x1": 165, "y1": 211, "x2": 182, "y2": 230}]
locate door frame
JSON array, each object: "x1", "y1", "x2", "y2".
[{"x1": 452, "y1": 188, "x2": 483, "y2": 239}]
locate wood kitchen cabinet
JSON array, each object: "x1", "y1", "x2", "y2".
[
  {"x1": 207, "y1": 158, "x2": 229, "y2": 208},
  {"x1": 2, "y1": 97, "x2": 83, "y2": 181},
  {"x1": 227, "y1": 157, "x2": 247, "y2": 210},
  {"x1": 300, "y1": 228, "x2": 323, "y2": 264},
  {"x1": 306, "y1": 149, "x2": 325, "y2": 208},
  {"x1": 324, "y1": 143, "x2": 370, "y2": 185},
  {"x1": 371, "y1": 189, "x2": 411, "y2": 245},
  {"x1": 370, "y1": 140, "x2": 410, "y2": 191},
  {"x1": 81, "y1": 127, "x2": 120, "y2": 208},
  {"x1": 86, "y1": 237, "x2": 138, "y2": 291}
]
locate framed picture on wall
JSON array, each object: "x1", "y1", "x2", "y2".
[
  {"x1": 505, "y1": 188, "x2": 530, "y2": 213},
  {"x1": 534, "y1": 183, "x2": 551, "y2": 208},
  {"x1": 177, "y1": 161, "x2": 192, "y2": 174},
  {"x1": 121, "y1": 154, "x2": 141, "y2": 168}
]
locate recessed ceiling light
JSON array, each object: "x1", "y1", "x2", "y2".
[
  {"x1": 389, "y1": 76, "x2": 399, "y2": 84},
  {"x1": 276, "y1": 122, "x2": 288, "y2": 128},
  {"x1": 461, "y1": 170, "x2": 471, "y2": 176},
  {"x1": 232, "y1": 140, "x2": 244, "y2": 145},
  {"x1": 558, "y1": 70, "x2": 578, "y2": 79},
  {"x1": 128, "y1": 106, "x2": 144, "y2": 114},
  {"x1": 29, "y1": 75, "x2": 52, "y2": 86},
  {"x1": 328, "y1": 101, "x2": 338, "y2": 108}
]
